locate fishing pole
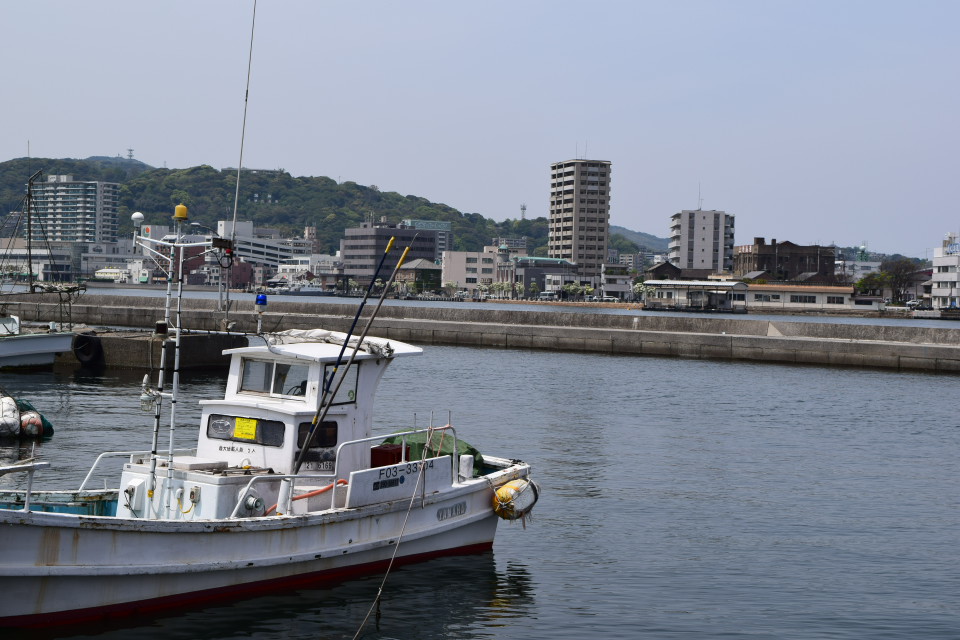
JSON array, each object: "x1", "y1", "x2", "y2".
[
  {"x1": 292, "y1": 236, "x2": 397, "y2": 472},
  {"x1": 293, "y1": 239, "x2": 414, "y2": 474}
]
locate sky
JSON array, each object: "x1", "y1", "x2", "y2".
[{"x1": 2, "y1": 1, "x2": 957, "y2": 257}]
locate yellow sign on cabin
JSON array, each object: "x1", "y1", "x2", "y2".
[{"x1": 234, "y1": 417, "x2": 257, "y2": 440}]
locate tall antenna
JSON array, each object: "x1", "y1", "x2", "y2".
[
  {"x1": 127, "y1": 148, "x2": 134, "y2": 160},
  {"x1": 520, "y1": 203, "x2": 526, "y2": 220},
  {"x1": 697, "y1": 182, "x2": 703, "y2": 210}
]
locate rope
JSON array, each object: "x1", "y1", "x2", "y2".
[{"x1": 351, "y1": 423, "x2": 439, "y2": 639}]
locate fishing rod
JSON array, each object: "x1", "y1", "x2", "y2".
[
  {"x1": 290, "y1": 236, "x2": 396, "y2": 473},
  {"x1": 293, "y1": 238, "x2": 414, "y2": 475}
]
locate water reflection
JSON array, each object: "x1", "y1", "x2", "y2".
[{"x1": 30, "y1": 552, "x2": 534, "y2": 640}]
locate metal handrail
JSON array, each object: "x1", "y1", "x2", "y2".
[
  {"x1": 78, "y1": 448, "x2": 196, "y2": 490},
  {"x1": 229, "y1": 425, "x2": 460, "y2": 518},
  {"x1": 229, "y1": 471, "x2": 338, "y2": 518},
  {"x1": 0, "y1": 461, "x2": 50, "y2": 512}
]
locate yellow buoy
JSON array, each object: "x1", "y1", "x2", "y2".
[{"x1": 493, "y1": 478, "x2": 539, "y2": 521}]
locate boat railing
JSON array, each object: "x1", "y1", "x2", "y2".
[
  {"x1": 0, "y1": 461, "x2": 50, "y2": 512},
  {"x1": 332, "y1": 425, "x2": 460, "y2": 488},
  {"x1": 78, "y1": 448, "x2": 196, "y2": 490},
  {"x1": 229, "y1": 425, "x2": 460, "y2": 518},
  {"x1": 228, "y1": 472, "x2": 339, "y2": 518}
]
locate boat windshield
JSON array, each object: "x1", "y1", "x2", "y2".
[{"x1": 239, "y1": 360, "x2": 310, "y2": 398}]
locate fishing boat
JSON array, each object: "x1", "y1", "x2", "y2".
[{"x1": 0, "y1": 213, "x2": 538, "y2": 627}]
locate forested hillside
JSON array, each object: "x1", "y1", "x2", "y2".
[{"x1": 0, "y1": 157, "x2": 657, "y2": 255}]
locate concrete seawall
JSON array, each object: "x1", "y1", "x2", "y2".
[{"x1": 7, "y1": 293, "x2": 960, "y2": 373}]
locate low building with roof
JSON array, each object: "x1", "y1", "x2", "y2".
[
  {"x1": 643, "y1": 280, "x2": 885, "y2": 312},
  {"x1": 395, "y1": 257, "x2": 441, "y2": 294},
  {"x1": 643, "y1": 280, "x2": 748, "y2": 312}
]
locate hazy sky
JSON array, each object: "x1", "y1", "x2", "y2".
[{"x1": 2, "y1": 1, "x2": 956, "y2": 256}]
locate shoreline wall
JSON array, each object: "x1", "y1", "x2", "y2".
[{"x1": 8, "y1": 293, "x2": 960, "y2": 373}]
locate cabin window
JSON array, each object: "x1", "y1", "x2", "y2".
[
  {"x1": 273, "y1": 363, "x2": 310, "y2": 396},
  {"x1": 321, "y1": 364, "x2": 359, "y2": 405},
  {"x1": 207, "y1": 414, "x2": 285, "y2": 446},
  {"x1": 298, "y1": 421, "x2": 338, "y2": 448},
  {"x1": 296, "y1": 421, "x2": 338, "y2": 465},
  {"x1": 239, "y1": 360, "x2": 310, "y2": 398}
]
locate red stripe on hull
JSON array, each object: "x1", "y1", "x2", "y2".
[{"x1": 1, "y1": 541, "x2": 493, "y2": 629}]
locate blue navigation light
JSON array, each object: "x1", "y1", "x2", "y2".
[{"x1": 255, "y1": 293, "x2": 268, "y2": 308}]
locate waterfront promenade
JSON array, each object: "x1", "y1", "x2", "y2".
[{"x1": 7, "y1": 292, "x2": 960, "y2": 373}]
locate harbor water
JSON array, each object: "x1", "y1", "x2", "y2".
[{"x1": 1, "y1": 345, "x2": 957, "y2": 639}]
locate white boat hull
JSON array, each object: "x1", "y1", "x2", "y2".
[
  {"x1": 0, "y1": 332, "x2": 73, "y2": 368},
  {"x1": 0, "y1": 474, "x2": 516, "y2": 626}
]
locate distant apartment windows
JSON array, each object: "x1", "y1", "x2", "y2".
[
  {"x1": 466, "y1": 257, "x2": 478, "y2": 263},
  {"x1": 790, "y1": 295, "x2": 816, "y2": 304},
  {"x1": 753, "y1": 294, "x2": 781, "y2": 302},
  {"x1": 826, "y1": 296, "x2": 845, "y2": 304}
]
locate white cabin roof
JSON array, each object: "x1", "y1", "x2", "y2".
[{"x1": 225, "y1": 330, "x2": 422, "y2": 364}]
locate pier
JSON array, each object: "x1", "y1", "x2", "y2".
[{"x1": 6, "y1": 292, "x2": 960, "y2": 373}]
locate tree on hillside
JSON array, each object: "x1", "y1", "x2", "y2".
[{"x1": 609, "y1": 233, "x2": 640, "y2": 255}]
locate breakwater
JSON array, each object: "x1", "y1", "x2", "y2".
[{"x1": 7, "y1": 292, "x2": 960, "y2": 373}]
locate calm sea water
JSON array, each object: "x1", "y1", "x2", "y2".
[{"x1": 1, "y1": 346, "x2": 958, "y2": 639}]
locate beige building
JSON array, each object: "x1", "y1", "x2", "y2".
[
  {"x1": 440, "y1": 249, "x2": 498, "y2": 296},
  {"x1": 548, "y1": 159, "x2": 611, "y2": 284}
]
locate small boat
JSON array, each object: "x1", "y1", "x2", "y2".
[
  {"x1": 283, "y1": 283, "x2": 336, "y2": 296},
  {"x1": 0, "y1": 316, "x2": 74, "y2": 369},
  {"x1": 0, "y1": 211, "x2": 538, "y2": 627}
]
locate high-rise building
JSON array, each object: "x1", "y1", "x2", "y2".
[
  {"x1": 548, "y1": 159, "x2": 611, "y2": 282},
  {"x1": 668, "y1": 209, "x2": 735, "y2": 272},
  {"x1": 29, "y1": 175, "x2": 120, "y2": 243}
]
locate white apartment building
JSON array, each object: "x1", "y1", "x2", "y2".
[
  {"x1": 29, "y1": 175, "x2": 120, "y2": 243},
  {"x1": 548, "y1": 159, "x2": 611, "y2": 284},
  {"x1": 668, "y1": 209, "x2": 735, "y2": 272},
  {"x1": 931, "y1": 233, "x2": 960, "y2": 309}
]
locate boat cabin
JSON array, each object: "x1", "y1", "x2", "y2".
[{"x1": 115, "y1": 332, "x2": 422, "y2": 520}]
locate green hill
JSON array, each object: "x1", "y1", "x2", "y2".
[
  {"x1": 610, "y1": 225, "x2": 669, "y2": 253},
  {"x1": 0, "y1": 157, "x2": 655, "y2": 256}
]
